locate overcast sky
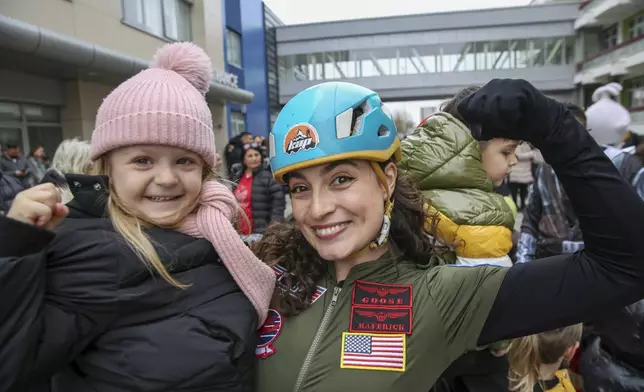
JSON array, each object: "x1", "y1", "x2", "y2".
[{"x1": 262, "y1": 0, "x2": 535, "y2": 122}]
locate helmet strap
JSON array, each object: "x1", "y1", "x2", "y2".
[{"x1": 346, "y1": 163, "x2": 394, "y2": 261}]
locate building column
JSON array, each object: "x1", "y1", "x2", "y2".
[{"x1": 59, "y1": 80, "x2": 89, "y2": 140}]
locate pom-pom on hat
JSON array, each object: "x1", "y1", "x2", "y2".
[{"x1": 91, "y1": 42, "x2": 216, "y2": 166}]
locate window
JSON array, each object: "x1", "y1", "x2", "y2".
[
  {"x1": 0, "y1": 102, "x2": 62, "y2": 158},
  {"x1": 601, "y1": 24, "x2": 618, "y2": 50},
  {"x1": 122, "y1": 0, "x2": 191, "y2": 41},
  {"x1": 627, "y1": 15, "x2": 644, "y2": 40},
  {"x1": 626, "y1": 77, "x2": 644, "y2": 108},
  {"x1": 226, "y1": 29, "x2": 243, "y2": 68},
  {"x1": 230, "y1": 111, "x2": 246, "y2": 137}
]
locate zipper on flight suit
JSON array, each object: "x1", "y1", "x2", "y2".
[{"x1": 292, "y1": 283, "x2": 343, "y2": 392}]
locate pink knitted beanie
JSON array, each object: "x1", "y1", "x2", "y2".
[
  {"x1": 91, "y1": 42, "x2": 215, "y2": 166},
  {"x1": 91, "y1": 42, "x2": 275, "y2": 324}
]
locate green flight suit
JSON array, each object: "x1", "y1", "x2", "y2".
[{"x1": 255, "y1": 253, "x2": 508, "y2": 392}]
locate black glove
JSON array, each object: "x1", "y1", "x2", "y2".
[{"x1": 456, "y1": 79, "x2": 562, "y2": 147}]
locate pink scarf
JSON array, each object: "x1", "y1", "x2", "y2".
[{"x1": 178, "y1": 180, "x2": 275, "y2": 325}]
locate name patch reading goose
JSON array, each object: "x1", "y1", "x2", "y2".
[
  {"x1": 353, "y1": 280, "x2": 412, "y2": 307},
  {"x1": 283, "y1": 123, "x2": 319, "y2": 155},
  {"x1": 350, "y1": 280, "x2": 413, "y2": 335}
]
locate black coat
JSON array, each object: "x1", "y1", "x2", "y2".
[
  {"x1": 578, "y1": 300, "x2": 644, "y2": 391},
  {"x1": 234, "y1": 167, "x2": 285, "y2": 234},
  {"x1": 0, "y1": 174, "x2": 258, "y2": 392},
  {"x1": 431, "y1": 350, "x2": 509, "y2": 392},
  {"x1": 0, "y1": 171, "x2": 24, "y2": 213}
]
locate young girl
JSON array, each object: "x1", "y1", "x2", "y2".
[
  {"x1": 0, "y1": 42, "x2": 275, "y2": 392},
  {"x1": 509, "y1": 324, "x2": 582, "y2": 392}
]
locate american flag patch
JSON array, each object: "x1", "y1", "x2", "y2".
[
  {"x1": 340, "y1": 332, "x2": 406, "y2": 372},
  {"x1": 272, "y1": 265, "x2": 327, "y2": 304},
  {"x1": 311, "y1": 286, "x2": 327, "y2": 303}
]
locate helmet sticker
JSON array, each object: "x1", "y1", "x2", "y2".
[{"x1": 283, "y1": 123, "x2": 319, "y2": 155}]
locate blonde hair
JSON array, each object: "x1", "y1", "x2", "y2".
[
  {"x1": 93, "y1": 156, "x2": 222, "y2": 288},
  {"x1": 51, "y1": 138, "x2": 93, "y2": 174},
  {"x1": 508, "y1": 324, "x2": 583, "y2": 392}
]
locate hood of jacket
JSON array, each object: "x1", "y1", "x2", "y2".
[{"x1": 398, "y1": 113, "x2": 514, "y2": 261}]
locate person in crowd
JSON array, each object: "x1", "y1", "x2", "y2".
[
  {"x1": 576, "y1": 298, "x2": 644, "y2": 391},
  {"x1": 214, "y1": 151, "x2": 223, "y2": 173},
  {"x1": 1, "y1": 142, "x2": 32, "y2": 188},
  {"x1": 254, "y1": 135, "x2": 269, "y2": 159},
  {"x1": 508, "y1": 324, "x2": 582, "y2": 392},
  {"x1": 0, "y1": 42, "x2": 275, "y2": 392},
  {"x1": 400, "y1": 87, "x2": 517, "y2": 268},
  {"x1": 233, "y1": 142, "x2": 285, "y2": 236},
  {"x1": 39, "y1": 138, "x2": 96, "y2": 220},
  {"x1": 574, "y1": 86, "x2": 644, "y2": 392},
  {"x1": 26, "y1": 144, "x2": 49, "y2": 186},
  {"x1": 508, "y1": 142, "x2": 535, "y2": 211},
  {"x1": 48, "y1": 138, "x2": 93, "y2": 176},
  {"x1": 400, "y1": 86, "x2": 518, "y2": 392},
  {"x1": 635, "y1": 141, "x2": 644, "y2": 164},
  {"x1": 516, "y1": 104, "x2": 587, "y2": 262},
  {"x1": 585, "y1": 82, "x2": 644, "y2": 197},
  {"x1": 225, "y1": 131, "x2": 253, "y2": 179},
  {"x1": 623, "y1": 130, "x2": 642, "y2": 150},
  {"x1": 515, "y1": 91, "x2": 644, "y2": 391},
  {"x1": 0, "y1": 168, "x2": 25, "y2": 215},
  {"x1": 251, "y1": 79, "x2": 644, "y2": 392},
  {"x1": 517, "y1": 89, "x2": 644, "y2": 263}
]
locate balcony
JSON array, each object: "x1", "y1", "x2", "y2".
[
  {"x1": 575, "y1": 34, "x2": 644, "y2": 84},
  {"x1": 575, "y1": 0, "x2": 642, "y2": 29}
]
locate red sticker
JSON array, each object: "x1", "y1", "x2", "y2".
[
  {"x1": 349, "y1": 306, "x2": 412, "y2": 335},
  {"x1": 352, "y1": 280, "x2": 412, "y2": 308}
]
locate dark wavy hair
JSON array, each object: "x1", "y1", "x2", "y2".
[{"x1": 252, "y1": 163, "x2": 441, "y2": 317}]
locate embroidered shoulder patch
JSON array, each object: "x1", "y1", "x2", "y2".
[
  {"x1": 340, "y1": 332, "x2": 406, "y2": 372},
  {"x1": 350, "y1": 280, "x2": 413, "y2": 335},
  {"x1": 353, "y1": 280, "x2": 412, "y2": 307},
  {"x1": 350, "y1": 306, "x2": 412, "y2": 335},
  {"x1": 256, "y1": 308, "x2": 283, "y2": 359},
  {"x1": 272, "y1": 264, "x2": 327, "y2": 304}
]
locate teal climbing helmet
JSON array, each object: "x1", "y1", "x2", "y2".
[{"x1": 268, "y1": 82, "x2": 401, "y2": 183}]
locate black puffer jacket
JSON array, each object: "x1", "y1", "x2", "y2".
[
  {"x1": 0, "y1": 174, "x2": 258, "y2": 392},
  {"x1": 234, "y1": 166, "x2": 285, "y2": 234},
  {"x1": 578, "y1": 300, "x2": 644, "y2": 391},
  {"x1": 0, "y1": 171, "x2": 24, "y2": 213}
]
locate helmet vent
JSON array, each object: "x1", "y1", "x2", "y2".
[
  {"x1": 378, "y1": 125, "x2": 390, "y2": 137},
  {"x1": 350, "y1": 106, "x2": 365, "y2": 135}
]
